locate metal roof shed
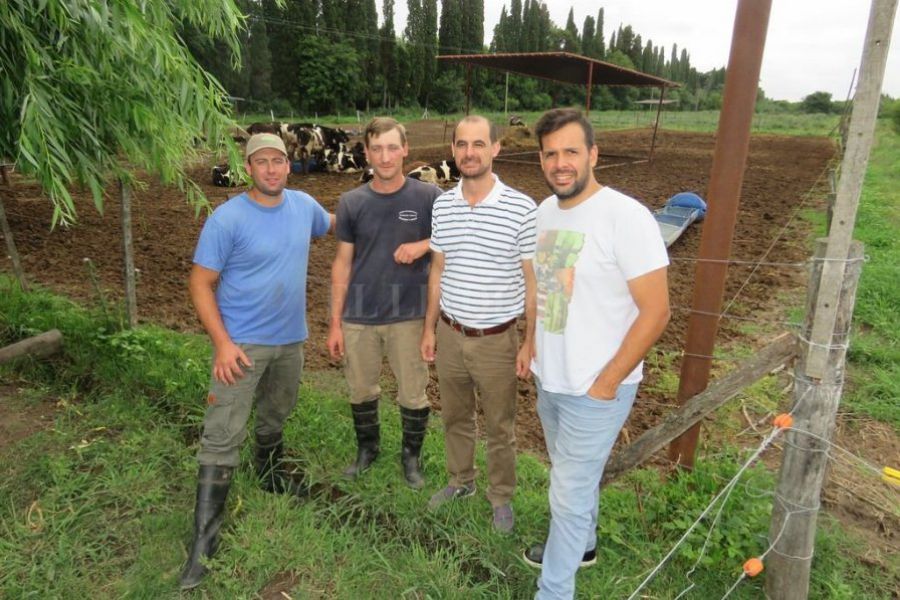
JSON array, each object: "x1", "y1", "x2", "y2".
[{"x1": 437, "y1": 51, "x2": 679, "y2": 161}]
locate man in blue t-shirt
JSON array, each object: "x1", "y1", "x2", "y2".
[{"x1": 179, "y1": 133, "x2": 332, "y2": 590}]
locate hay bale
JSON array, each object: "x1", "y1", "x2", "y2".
[{"x1": 501, "y1": 125, "x2": 536, "y2": 148}]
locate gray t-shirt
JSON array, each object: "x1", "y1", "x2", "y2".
[{"x1": 336, "y1": 177, "x2": 441, "y2": 324}]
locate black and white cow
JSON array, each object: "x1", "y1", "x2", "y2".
[
  {"x1": 212, "y1": 165, "x2": 237, "y2": 187},
  {"x1": 433, "y1": 159, "x2": 460, "y2": 183},
  {"x1": 406, "y1": 159, "x2": 459, "y2": 186},
  {"x1": 327, "y1": 141, "x2": 367, "y2": 173}
]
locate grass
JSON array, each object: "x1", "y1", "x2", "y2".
[
  {"x1": 1, "y1": 276, "x2": 897, "y2": 598},
  {"x1": 237, "y1": 109, "x2": 841, "y2": 138},
  {"x1": 835, "y1": 123, "x2": 900, "y2": 429},
  {"x1": 1, "y1": 115, "x2": 896, "y2": 598}
]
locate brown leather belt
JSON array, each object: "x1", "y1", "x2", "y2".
[{"x1": 440, "y1": 312, "x2": 516, "y2": 337}]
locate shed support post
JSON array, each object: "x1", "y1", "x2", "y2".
[
  {"x1": 465, "y1": 65, "x2": 472, "y2": 116},
  {"x1": 649, "y1": 86, "x2": 666, "y2": 162},
  {"x1": 585, "y1": 62, "x2": 594, "y2": 115}
]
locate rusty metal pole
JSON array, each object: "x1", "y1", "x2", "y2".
[
  {"x1": 464, "y1": 65, "x2": 472, "y2": 115},
  {"x1": 667, "y1": 0, "x2": 773, "y2": 468},
  {"x1": 585, "y1": 62, "x2": 594, "y2": 114},
  {"x1": 648, "y1": 86, "x2": 667, "y2": 162}
]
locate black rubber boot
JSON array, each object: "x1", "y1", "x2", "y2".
[
  {"x1": 254, "y1": 432, "x2": 310, "y2": 498},
  {"x1": 343, "y1": 399, "x2": 380, "y2": 479},
  {"x1": 400, "y1": 406, "x2": 429, "y2": 490},
  {"x1": 179, "y1": 465, "x2": 233, "y2": 590}
]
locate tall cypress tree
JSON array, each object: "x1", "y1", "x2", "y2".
[
  {"x1": 460, "y1": 0, "x2": 484, "y2": 52},
  {"x1": 420, "y1": 0, "x2": 438, "y2": 105},
  {"x1": 595, "y1": 8, "x2": 605, "y2": 57},
  {"x1": 563, "y1": 8, "x2": 579, "y2": 53},
  {"x1": 581, "y1": 16, "x2": 596, "y2": 58},
  {"x1": 247, "y1": 15, "x2": 272, "y2": 102},
  {"x1": 641, "y1": 39, "x2": 654, "y2": 75},
  {"x1": 380, "y1": 0, "x2": 399, "y2": 105},
  {"x1": 492, "y1": 5, "x2": 509, "y2": 51},
  {"x1": 509, "y1": 0, "x2": 523, "y2": 51}
]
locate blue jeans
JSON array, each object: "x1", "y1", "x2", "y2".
[{"x1": 535, "y1": 381, "x2": 639, "y2": 600}]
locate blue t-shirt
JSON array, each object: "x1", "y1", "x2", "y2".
[{"x1": 193, "y1": 190, "x2": 330, "y2": 345}]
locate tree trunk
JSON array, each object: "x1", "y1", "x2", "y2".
[
  {"x1": 120, "y1": 179, "x2": 137, "y2": 328},
  {"x1": 0, "y1": 189, "x2": 28, "y2": 292}
]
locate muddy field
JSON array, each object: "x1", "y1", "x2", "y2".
[{"x1": 1, "y1": 125, "x2": 836, "y2": 455}]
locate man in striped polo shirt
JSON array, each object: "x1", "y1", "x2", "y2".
[{"x1": 421, "y1": 115, "x2": 537, "y2": 533}]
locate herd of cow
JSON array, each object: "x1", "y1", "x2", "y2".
[{"x1": 212, "y1": 121, "x2": 461, "y2": 188}]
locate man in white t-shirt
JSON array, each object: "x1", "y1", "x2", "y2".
[{"x1": 523, "y1": 108, "x2": 670, "y2": 600}]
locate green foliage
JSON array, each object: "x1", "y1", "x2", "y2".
[
  {"x1": 0, "y1": 0, "x2": 245, "y2": 225},
  {"x1": 888, "y1": 99, "x2": 900, "y2": 135},
  {"x1": 430, "y1": 72, "x2": 466, "y2": 113},
  {"x1": 841, "y1": 123, "x2": 900, "y2": 429},
  {"x1": 295, "y1": 38, "x2": 362, "y2": 113},
  {"x1": 0, "y1": 277, "x2": 896, "y2": 597},
  {"x1": 802, "y1": 91, "x2": 835, "y2": 114}
]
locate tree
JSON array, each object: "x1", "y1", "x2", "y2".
[
  {"x1": 562, "y1": 8, "x2": 579, "y2": 53},
  {"x1": 801, "y1": 91, "x2": 834, "y2": 114},
  {"x1": 295, "y1": 38, "x2": 362, "y2": 113},
  {"x1": 582, "y1": 16, "x2": 596, "y2": 58},
  {"x1": 594, "y1": 8, "x2": 605, "y2": 57},
  {"x1": 460, "y1": 0, "x2": 484, "y2": 52},
  {"x1": 247, "y1": 16, "x2": 273, "y2": 103},
  {"x1": 439, "y1": 0, "x2": 463, "y2": 57},
  {"x1": 380, "y1": 0, "x2": 399, "y2": 106},
  {"x1": 0, "y1": 0, "x2": 244, "y2": 225}
]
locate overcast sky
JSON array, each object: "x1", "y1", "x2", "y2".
[{"x1": 387, "y1": 1, "x2": 899, "y2": 102}]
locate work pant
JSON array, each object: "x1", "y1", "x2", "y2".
[
  {"x1": 435, "y1": 318, "x2": 518, "y2": 507},
  {"x1": 197, "y1": 342, "x2": 304, "y2": 467},
  {"x1": 342, "y1": 319, "x2": 429, "y2": 409},
  {"x1": 535, "y1": 380, "x2": 638, "y2": 600}
]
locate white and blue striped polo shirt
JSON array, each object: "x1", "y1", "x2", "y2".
[{"x1": 430, "y1": 175, "x2": 537, "y2": 328}]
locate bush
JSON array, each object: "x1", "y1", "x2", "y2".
[{"x1": 890, "y1": 100, "x2": 900, "y2": 135}]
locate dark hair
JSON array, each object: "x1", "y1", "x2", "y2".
[
  {"x1": 365, "y1": 117, "x2": 407, "y2": 147},
  {"x1": 452, "y1": 115, "x2": 499, "y2": 144},
  {"x1": 534, "y1": 108, "x2": 595, "y2": 150}
]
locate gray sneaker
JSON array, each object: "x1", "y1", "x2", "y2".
[
  {"x1": 492, "y1": 503, "x2": 514, "y2": 533},
  {"x1": 427, "y1": 482, "x2": 476, "y2": 510}
]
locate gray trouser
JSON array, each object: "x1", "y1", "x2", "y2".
[{"x1": 197, "y1": 342, "x2": 304, "y2": 467}]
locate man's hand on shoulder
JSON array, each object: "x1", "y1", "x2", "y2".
[{"x1": 213, "y1": 340, "x2": 252, "y2": 385}]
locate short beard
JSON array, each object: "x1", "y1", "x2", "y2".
[{"x1": 548, "y1": 172, "x2": 588, "y2": 201}]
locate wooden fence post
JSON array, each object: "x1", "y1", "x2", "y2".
[
  {"x1": 803, "y1": 0, "x2": 897, "y2": 378},
  {"x1": 766, "y1": 240, "x2": 864, "y2": 599},
  {"x1": 0, "y1": 191, "x2": 28, "y2": 292},
  {"x1": 120, "y1": 179, "x2": 137, "y2": 328}
]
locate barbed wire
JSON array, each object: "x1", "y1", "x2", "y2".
[
  {"x1": 720, "y1": 163, "x2": 834, "y2": 317},
  {"x1": 623, "y1": 393, "x2": 898, "y2": 599}
]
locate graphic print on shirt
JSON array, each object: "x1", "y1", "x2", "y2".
[{"x1": 535, "y1": 229, "x2": 585, "y2": 334}]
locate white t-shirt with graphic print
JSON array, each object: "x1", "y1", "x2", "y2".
[{"x1": 530, "y1": 186, "x2": 669, "y2": 395}]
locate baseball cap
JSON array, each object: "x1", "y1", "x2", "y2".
[{"x1": 245, "y1": 133, "x2": 287, "y2": 159}]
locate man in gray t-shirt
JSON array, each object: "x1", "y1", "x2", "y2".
[{"x1": 328, "y1": 117, "x2": 441, "y2": 488}]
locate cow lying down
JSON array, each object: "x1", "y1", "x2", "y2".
[{"x1": 359, "y1": 159, "x2": 460, "y2": 186}]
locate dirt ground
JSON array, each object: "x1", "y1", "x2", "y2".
[
  {"x1": 5, "y1": 123, "x2": 898, "y2": 562},
  {"x1": 0, "y1": 125, "x2": 836, "y2": 452}
]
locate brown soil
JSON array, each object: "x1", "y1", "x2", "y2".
[
  {"x1": 0, "y1": 126, "x2": 837, "y2": 457},
  {"x1": 5, "y1": 123, "x2": 899, "y2": 577},
  {"x1": 0, "y1": 383, "x2": 58, "y2": 452}
]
